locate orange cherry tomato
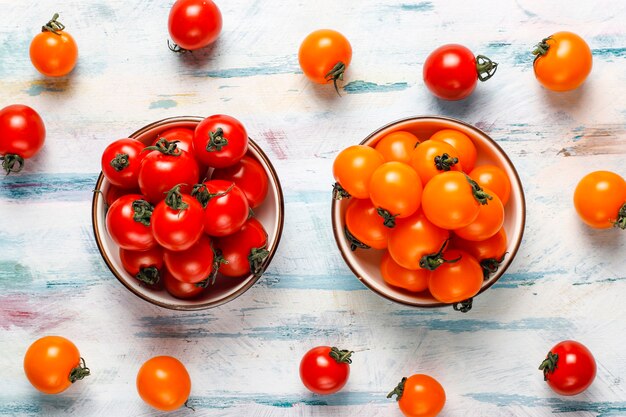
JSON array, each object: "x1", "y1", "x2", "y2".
[
  {"x1": 422, "y1": 171, "x2": 489, "y2": 230},
  {"x1": 533, "y1": 31, "x2": 592, "y2": 92},
  {"x1": 345, "y1": 198, "x2": 390, "y2": 249},
  {"x1": 573, "y1": 171, "x2": 626, "y2": 229},
  {"x1": 429, "y1": 249, "x2": 483, "y2": 303},
  {"x1": 469, "y1": 165, "x2": 511, "y2": 206},
  {"x1": 380, "y1": 251, "x2": 429, "y2": 292},
  {"x1": 452, "y1": 227, "x2": 507, "y2": 261},
  {"x1": 374, "y1": 131, "x2": 421, "y2": 163},
  {"x1": 453, "y1": 190, "x2": 504, "y2": 241},
  {"x1": 299, "y1": 29, "x2": 352, "y2": 92},
  {"x1": 29, "y1": 14, "x2": 78, "y2": 77},
  {"x1": 410, "y1": 140, "x2": 462, "y2": 185},
  {"x1": 429, "y1": 129, "x2": 477, "y2": 172},
  {"x1": 388, "y1": 211, "x2": 449, "y2": 270},
  {"x1": 137, "y1": 356, "x2": 191, "y2": 411},
  {"x1": 388, "y1": 374, "x2": 446, "y2": 417},
  {"x1": 24, "y1": 336, "x2": 90, "y2": 394},
  {"x1": 369, "y1": 162, "x2": 422, "y2": 227},
  {"x1": 333, "y1": 145, "x2": 384, "y2": 199}
]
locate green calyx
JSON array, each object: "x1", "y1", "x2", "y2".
[
  {"x1": 206, "y1": 128, "x2": 229, "y2": 152},
  {"x1": 196, "y1": 246, "x2": 229, "y2": 288},
  {"x1": 325, "y1": 61, "x2": 346, "y2": 96},
  {"x1": 453, "y1": 298, "x2": 473, "y2": 313},
  {"x1": 481, "y1": 253, "x2": 507, "y2": 279},
  {"x1": 132, "y1": 200, "x2": 154, "y2": 226},
  {"x1": 144, "y1": 138, "x2": 182, "y2": 156},
  {"x1": 419, "y1": 239, "x2": 459, "y2": 271},
  {"x1": 329, "y1": 347, "x2": 354, "y2": 364},
  {"x1": 191, "y1": 183, "x2": 234, "y2": 208},
  {"x1": 167, "y1": 40, "x2": 191, "y2": 54},
  {"x1": 69, "y1": 357, "x2": 91, "y2": 383},
  {"x1": 42, "y1": 13, "x2": 65, "y2": 35},
  {"x1": 539, "y1": 351, "x2": 559, "y2": 381},
  {"x1": 476, "y1": 55, "x2": 498, "y2": 82},
  {"x1": 377, "y1": 208, "x2": 399, "y2": 228},
  {"x1": 387, "y1": 377, "x2": 407, "y2": 401},
  {"x1": 434, "y1": 153, "x2": 459, "y2": 172},
  {"x1": 0, "y1": 154, "x2": 24, "y2": 174},
  {"x1": 332, "y1": 182, "x2": 351, "y2": 200},
  {"x1": 109, "y1": 153, "x2": 130, "y2": 171},
  {"x1": 465, "y1": 175, "x2": 493, "y2": 205},
  {"x1": 136, "y1": 267, "x2": 160, "y2": 286},
  {"x1": 344, "y1": 227, "x2": 370, "y2": 252},
  {"x1": 165, "y1": 184, "x2": 189, "y2": 211},
  {"x1": 249, "y1": 245, "x2": 270, "y2": 278},
  {"x1": 613, "y1": 203, "x2": 626, "y2": 230},
  {"x1": 532, "y1": 37, "x2": 552, "y2": 59}
]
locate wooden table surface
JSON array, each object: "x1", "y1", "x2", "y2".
[{"x1": 1, "y1": 0, "x2": 626, "y2": 416}]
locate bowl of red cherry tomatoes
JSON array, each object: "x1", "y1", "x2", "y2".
[
  {"x1": 331, "y1": 116, "x2": 525, "y2": 311},
  {"x1": 92, "y1": 116, "x2": 284, "y2": 310}
]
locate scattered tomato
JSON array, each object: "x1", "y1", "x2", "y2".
[
  {"x1": 469, "y1": 165, "x2": 511, "y2": 206},
  {"x1": 374, "y1": 131, "x2": 421, "y2": 164},
  {"x1": 369, "y1": 162, "x2": 422, "y2": 227},
  {"x1": 533, "y1": 32, "x2": 592, "y2": 92},
  {"x1": 429, "y1": 129, "x2": 477, "y2": 172},
  {"x1": 24, "y1": 336, "x2": 90, "y2": 394},
  {"x1": 410, "y1": 140, "x2": 462, "y2": 185},
  {"x1": 573, "y1": 171, "x2": 626, "y2": 229},
  {"x1": 192, "y1": 180, "x2": 249, "y2": 236},
  {"x1": 300, "y1": 346, "x2": 352, "y2": 395},
  {"x1": 388, "y1": 374, "x2": 446, "y2": 417},
  {"x1": 106, "y1": 194, "x2": 156, "y2": 251},
  {"x1": 380, "y1": 251, "x2": 429, "y2": 292},
  {"x1": 168, "y1": 0, "x2": 222, "y2": 51},
  {"x1": 345, "y1": 198, "x2": 390, "y2": 250},
  {"x1": 333, "y1": 145, "x2": 385, "y2": 199},
  {"x1": 151, "y1": 185, "x2": 204, "y2": 251},
  {"x1": 539, "y1": 340, "x2": 596, "y2": 396},
  {"x1": 423, "y1": 44, "x2": 497, "y2": 100},
  {"x1": 137, "y1": 356, "x2": 191, "y2": 411},
  {"x1": 428, "y1": 249, "x2": 483, "y2": 303},
  {"x1": 101, "y1": 138, "x2": 146, "y2": 189},
  {"x1": 211, "y1": 154, "x2": 269, "y2": 208},
  {"x1": 29, "y1": 14, "x2": 78, "y2": 77},
  {"x1": 0, "y1": 104, "x2": 45, "y2": 174},
  {"x1": 193, "y1": 114, "x2": 248, "y2": 168},
  {"x1": 216, "y1": 217, "x2": 268, "y2": 277},
  {"x1": 299, "y1": 29, "x2": 352, "y2": 94}
]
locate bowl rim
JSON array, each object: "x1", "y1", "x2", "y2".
[
  {"x1": 331, "y1": 115, "x2": 526, "y2": 308},
  {"x1": 92, "y1": 116, "x2": 285, "y2": 311}
]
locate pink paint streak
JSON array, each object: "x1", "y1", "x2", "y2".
[{"x1": 262, "y1": 130, "x2": 288, "y2": 160}]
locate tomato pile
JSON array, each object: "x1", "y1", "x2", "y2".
[
  {"x1": 101, "y1": 115, "x2": 271, "y2": 299},
  {"x1": 334, "y1": 128, "x2": 513, "y2": 307}
]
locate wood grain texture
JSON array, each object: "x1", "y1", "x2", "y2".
[{"x1": 1, "y1": 0, "x2": 625, "y2": 416}]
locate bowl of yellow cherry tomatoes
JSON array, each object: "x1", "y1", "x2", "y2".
[{"x1": 331, "y1": 116, "x2": 525, "y2": 311}]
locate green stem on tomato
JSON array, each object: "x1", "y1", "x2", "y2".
[
  {"x1": 136, "y1": 267, "x2": 160, "y2": 286},
  {"x1": 480, "y1": 253, "x2": 508, "y2": 279},
  {"x1": 387, "y1": 377, "x2": 407, "y2": 400},
  {"x1": 206, "y1": 128, "x2": 228, "y2": 152},
  {"x1": 109, "y1": 153, "x2": 130, "y2": 171},
  {"x1": 465, "y1": 175, "x2": 493, "y2": 205},
  {"x1": 249, "y1": 245, "x2": 270, "y2": 278},
  {"x1": 325, "y1": 61, "x2": 346, "y2": 96},
  {"x1": 613, "y1": 203, "x2": 626, "y2": 230},
  {"x1": 0, "y1": 154, "x2": 24, "y2": 174},
  {"x1": 42, "y1": 13, "x2": 65, "y2": 35},
  {"x1": 191, "y1": 183, "x2": 234, "y2": 208},
  {"x1": 376, "y1": 208, "x2": 399, "y2": 228},
  {"x1": 68, "y1": 357, "x2": 91, "y2": 383},
  {"x1": 453, "y1": 298, "x2": 474, "y2": 313},
  {"x1": 329, "y1": 347, "x2": 354, "y2": 364},
  {"x1": 475, "y1": 55, "x2": 498, "y2": 82},
  {"x1": 434, "y1": 153, "x2": 459, "y2": 171},
  {"x1": 344, "y1": 227, "x2": 370, "y2": 252},
  {"x1": 144, "y1": 138, "x2": 182, "y2": 156},
  {"x1": 332, "y1": 182, "x2": 351, "y2": 200},
  {"x1": 539, "y1": 351, "x2": 559, "y2": 381},
  {"x1": 132, "y1": 199, "x2": 154, "y2": 226},
  {"x1": 419, "y1": 239, "x2": 459, "y2": 270},
  {"x1": 164, "y1": 184, "x2": 189, "y2": 211}
]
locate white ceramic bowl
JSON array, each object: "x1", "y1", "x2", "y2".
[
  {"x1": 92, "y1": 117, "x2": 284, "y2": 310},
  {"x1": 332, "y1": 116, "x2": 526, "y2": 309}
]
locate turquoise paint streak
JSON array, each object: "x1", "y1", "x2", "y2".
[
  {"x1": 149, "y1": 99, "x2": 177, "y2": 109},
  {"x1": 343, "y1": 81, "x2": 410, "y2": 94},
  {"x1": 394, "y1": 2, "x2": 434, "y2": 11}
]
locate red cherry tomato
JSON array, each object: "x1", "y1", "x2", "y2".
[
  {"x1": 211, "y1": 155, "x2": 269, "y2": 208},
  {"x1": 0, "y1": 104, "x2": 45, "y2": 174},
  {"x1": 345, "y1": 198, "x2": 390, "y2": 250},
  {"x1": 164, "y1": 235, "x2": 214, "y2": 284},
  {"x1": 539, "y1": 340, "x2": 596, "y2": 396},
  {"x1": 163, "y1": 267, "x2": 205, "y2": 299},
  {"x1": 300, "y1": 346, "x2": 352, "y2": 395},
  {"x1": 423, "y1": 44, "x2": 497, "y2": 100},
  {"x1": 138, "y1": 138, "x2": 199, "y2": 203},
  {"x1": 106, "y1": 194, "x2": 156, "y2": 251},
  {"x1": 192, "y1": 180, "x2": 249, "y2": 237},
  {"x1": 380, "y1": 252, "x2": 429, "y2": 292},
  {"x1": 29, "y1": 14, "x2": 78, "y2": 77},
  {"x1": 193, "y1": 114, "x2": 248, "y2": 168},
  {"x1": 119, "y1": 246, "x2": 164, "y2": 286},
  {"x1": 216, "y1": 218, "x2": 268, "y2": 277},
  {"x1": 428, "y1": 249, "x2": 483, "y2": 303},
  {"x1": 168, "y1": 0, "x2": 222, "y2": 51},
  {"x1": 151, "y1": 186, "x2": 204, "y2": 251},
  {"x1": 101, "y1": 138, "x2": 146, "y2": 189}
]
